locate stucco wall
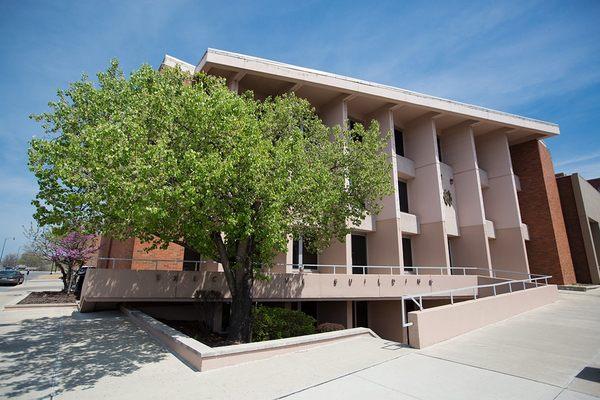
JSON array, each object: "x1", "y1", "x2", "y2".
[
  {"x1": 407, "y1": 285, "x2": 558, "y2": 348},
  {"x1": 80, "y1": 268, "x2": 483, "y2": 311}
]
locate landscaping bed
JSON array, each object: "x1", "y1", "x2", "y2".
[
  {"x1": 157, "y1": 306, "x2": 345, "y2": 347},
  {"x1": 158, "y1": 320, "x2": 237, "y2": 347},
  {"x1": 18, "y1": 291, "x2": 77, "y2": 304}
]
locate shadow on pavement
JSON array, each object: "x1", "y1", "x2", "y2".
[{"x1": 0, "y1": 311, "x2": 168, "y2": 398}]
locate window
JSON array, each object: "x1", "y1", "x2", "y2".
[
  {"x1": 292, "y1": 238, "x2": 318, "y2": 269},
  {"x1": 402, "y1": 238, "x2": 413, "y2": 272},
  {"x1": 394, "y1": 128, "x2": 404, "y2": 156},
  {"x1": 183, "y1": 247, "x2": 202, "y2": 271},
  {"x1": 437, "y1": 136, "x2": 443, "y2": 163},
  {"x1": 351, "y1": 234, "x2": 367, "y2": 274},
  {"x1": 398, "y1": 180, "x2": 409, "y2": 213},
  {"x1": 348, "y1": 118, "x2": 363, "y2": 142}
]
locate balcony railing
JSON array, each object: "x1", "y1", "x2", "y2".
[{"x1": 94, "y1": 257, "x2": 546, "y2": 281}]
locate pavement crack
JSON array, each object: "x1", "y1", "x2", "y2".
[
  {"x1": 272, "y1": 351, "x2": 414, "y2": 399},
  {"x1": 414, "y1": 352, "x2": 564, "y2": 390}
]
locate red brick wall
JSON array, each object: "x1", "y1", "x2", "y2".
[
  {"x1": 588, "y1": 178, "x2": 600, "y2": 192},
  {"x1": 556, "y1": 176, "x2": 591, "y2": 283},
  {"x1": 510, "y1": 140, "x2": 575, "y2": 284},
  {"x1": 93, "y1": 236, "x2": 184, "y2": 271},
  {"x1": 131, "y1": 238, "x2": 184, "y2": 271}
]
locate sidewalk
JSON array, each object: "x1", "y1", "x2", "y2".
[{"x1": 0, "y1": 289, "x2": 598, "y2": 399}]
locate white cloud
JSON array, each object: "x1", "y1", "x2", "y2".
[{"x1": 555, "y1": 151, "x2": 600, "y2": 167}]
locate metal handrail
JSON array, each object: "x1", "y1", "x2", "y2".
[
  {"x1": 400, "y1": 274, "x2": 552, "y2": 328},
  {"x1": 94, "y1": 257, "x2": 213, "y2": 271},
  {"x1": 284, "y1": 263, "x2": 546, "y2": 280},
  {"x1": 94, "y1": 257, "x2": 546, "y2": 281}
]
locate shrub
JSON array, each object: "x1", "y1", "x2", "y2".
[
  {"x1": 252, "y1": 306, "x2": 316, "y2": 342},
  {"x1": 316, "y1": 322, "x2": 345, "y2": 333}
]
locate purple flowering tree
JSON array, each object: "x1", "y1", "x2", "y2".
[{"x1": 50, "y1": 232, "x2": 97, "y2": 292}]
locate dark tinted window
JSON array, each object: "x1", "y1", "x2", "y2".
[
  {"x1": 402, "y1": 238, "x2": 413, "y2": 272},
  {"x1": 394, "y1": 128, "x2": 404, "y2": 156},
  {"x1": 351, "y1": 234, "x2": 367, "y2": 274},
  {"x1": 183, "y1": 247, "x2": 202, "y2": 271},
  {"x1": 292, "y1": 239, "x2": 318, "y2": 269},
  {"x1": 398, "y1": 180, "x2": 409, "y2": 213},
  {"x1": 437, "y1": 136, "x2": 443, "y2": 162}
]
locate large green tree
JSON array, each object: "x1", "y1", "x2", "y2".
[{"x1": 29, "y1": 61, "x2": 392, "y2": 341}]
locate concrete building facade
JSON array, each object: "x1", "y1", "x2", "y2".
[
  {"x1": 556, "y1": 173, "x2": 600, "y2": 284},
  {"x1": 98, "y1": 49, "x2": 566, "y2": 277},
  {"x1": 86, "y1": 49, "x2": 567, "y2": 344}
]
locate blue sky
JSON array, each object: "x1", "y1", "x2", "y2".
[{"x1": 1, "y1": 0, "x2": 599, "y2": 254}]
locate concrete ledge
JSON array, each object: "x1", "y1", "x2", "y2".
[
  {"x1": 408, "y1": 285, "x2": 558, "y2": 349},
  {"x1": 122, "y1": 306, "x2": 379, "y2": 371},
  {"x1": 121, "y1": 307, "x2": 210, "y2": 371},
  {"x1": 558, "y1": 285, "x2": 599, "y2": 292},
  {"x1": 4, "y1": 303, "x2": 77, "y2": 310}
]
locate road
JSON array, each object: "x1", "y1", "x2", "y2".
[{"x1": 0, "y1": 271, "x2": 63, "y2": 307}]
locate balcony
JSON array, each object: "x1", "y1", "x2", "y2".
[
  {"x1": 479, "y1": 168, "x2": 489, "y2": 189},
  {"x1": 521, "y1": 223, "x2": 530, "y2": 241},
  {"x1": 80, "y1": 267, "x2": 494, "y2": 312},
  {"x1": 485, "y1": 219, "x2": 496, "y2": 239},
  {"x1": 396, "y1": 155, "x2": 415, "y2": 180},
  {"x1": 399, "y1": 212, "x2": 419, "y2": 235},
  {"x1": 350, "y1": 214, "x2": 376, "y2": 232}
]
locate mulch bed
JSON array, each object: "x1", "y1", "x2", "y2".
[
  {"x1": 18, "y1": 291, "x2": 77, "y2": 305},
  {"x1": 158, "y1": 320, "x2": 238, "y2": 347}
]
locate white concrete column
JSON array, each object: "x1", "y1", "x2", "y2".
[
  {"x1": 441, "y1": 123, "x2": 492, "y2": 272},
  {"x1": 476, "y1": 130, "x2": 529, "y2": 275},
  {"x1": 316, "y1": 97, "x2": 352, "y2": 274},
  {"x1": 366, "y1": 107, "x2": 403, "y2": 270},
  {"x1": 226, "y1": 71, "x2": 246, "y2": 93},
  {"x1": 404, "y1": 114, "x2": 450, "y2": 269},
  {"x1": 346, "y1": 301, "x2": 354, "y2": 328}
]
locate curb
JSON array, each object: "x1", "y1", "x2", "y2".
[
  {"x1": 4, "y1": 303, "x2": 78, "y2": 310},
  {"x1": 2, "y1": 292, "x2": 31, "y2": 309},
  {"x1": 558, "y1": 285, "x2": 599, "y2": 292},
  {"x1": 121, "y1": 306, "x2": 380, "y2": 372}
]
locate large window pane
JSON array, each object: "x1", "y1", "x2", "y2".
[{"x1": 398, "y1": 180, "x2": 409, "y2": 213}]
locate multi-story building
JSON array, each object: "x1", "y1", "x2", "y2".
[
  {"x1": 556, "y1": 173, "x2": 600, "y2": 284},
  {"x1": 84, "y1": 49, "x2": 568, "y2": 346}
]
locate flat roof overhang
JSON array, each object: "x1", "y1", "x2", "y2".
[{"x1": 162, "y1": 49, "x2": 559, "y2": 143}]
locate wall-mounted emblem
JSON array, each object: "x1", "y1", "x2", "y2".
[{"x1": 443, "y1": 189, "x2": 453, "y2": 207}]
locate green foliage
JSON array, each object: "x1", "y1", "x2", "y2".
[
  {"x1": 28, "y1": 60, "x2": 393, "y2": 340},
  {"x1": 252, "y1": 306, "x2": 316, "y2": 341},
  {"x1": 316, "y1": 322, "x2": 345, "y2": 333},
  {"x1": 28, "y1": 60, "x2": 392, "y2": 263}
]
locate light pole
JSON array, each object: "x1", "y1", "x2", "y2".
[{"x1": 0, "y1": 237, "x2": 15, "y2": 264}]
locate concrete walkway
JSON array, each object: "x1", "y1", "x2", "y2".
[{"x1": 0, "y1": 289, "x2": 598, "y2": 399}]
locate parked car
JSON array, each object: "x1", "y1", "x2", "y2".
[{"x1": 0, "y1": 270, "x2": 24, "y2": 286}]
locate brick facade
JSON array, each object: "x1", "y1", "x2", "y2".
[
  {"x1": 510, "y1": 140, "x2": 576, "y2": 284},
  {"x1": 95, "y1": 236, "x2": 184, "y2": 271},
  {"x1": 556, "y1": 175, "x2": 591, "y2": 283},
  {"x1": 131, "y1": 238, "x2": 184, "y2": 270},
  {"x1": 588, "y1": 178, "x2": 600, "y2": 192}
]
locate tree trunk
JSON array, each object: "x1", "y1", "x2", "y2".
[
  {"x1": 58, "y1": 264, "x2": 68, "y2": 292},
  {"x1": 227, "y1": 269, "x2": 254, "y2": 342},
  {"x1": 210, "y1": 232, "x2": 255, "y2": 343}
]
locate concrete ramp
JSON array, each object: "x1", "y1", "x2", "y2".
[{"x1": 407, "y1": 285, "x2": 558, "y2": 348}]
